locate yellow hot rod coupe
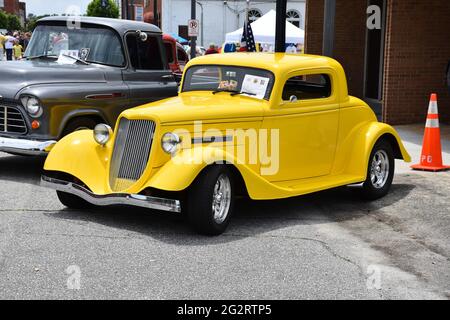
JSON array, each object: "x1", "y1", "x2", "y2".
[{"x1": 42, "y1": 53, "x2": 411, "y2": 235}]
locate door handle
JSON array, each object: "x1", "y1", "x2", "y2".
[{"x1": 161, "y1": 74, "x2": 174, "y2": 80}]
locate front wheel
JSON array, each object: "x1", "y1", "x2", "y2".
[
  {"x1": 361, "y1": 140, "x2": 395, "y2": 200},
  {"x1": 57, "y1": 191, "x2": 92, "y2": 209},
  {"x1": 186, "y1": 166, "x2": 235, "y2": 236}
]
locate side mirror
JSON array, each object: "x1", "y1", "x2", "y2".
[
  {"x1": 289, "y1": 95, "x2": 298, "y2": 103},
  {"x1": 136, "y1": 30, "x2": 148, "y2": 42}
]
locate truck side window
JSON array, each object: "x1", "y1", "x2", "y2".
[
  {"x1": 164, "y1": 42, "x2": 174, "y2": 64},
  {"x1": 282, "y1": 74, "x2": 332, "y2": 101},
  {"x1": 177, "y1": 47, "x2": 188, "y2": 64},
  {"x1": 127, "y1": 33, "x2": 164, "y2": 70}
]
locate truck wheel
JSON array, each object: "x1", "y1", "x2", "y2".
[
  {"x1": 361, "y1": 140, "x2": 395, "y2": 200},
  {"x1": 57, "y1": 191, "x2": 92, "y2": 209},
  {"x1": 186, "y1": 166, "x2": 235, "y2": 236},
  {"x1": 62, "y1": 118, "x2": 97, "y2": 137}
]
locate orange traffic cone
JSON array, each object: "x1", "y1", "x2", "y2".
[{"x1": 411, "y1": 93, "x2": 450, "y2": 172}]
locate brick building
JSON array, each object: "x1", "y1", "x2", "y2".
[
  {"x1": 0, "y1": 0, "x2": 26, "y2": 27},
  {"x1": 305, "y1": 0, "x2": 450, "y2": 124},
  {"x1": 118, "y1": 0, "x2": 162, "y2": 26}
]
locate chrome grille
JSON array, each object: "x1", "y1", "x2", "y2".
[
  {"x1": 109, "y1": 119, "x2": 156, "y2": 192},
  {"x1": 0, "y1": 105, "x2": 27, "y2": 134}
]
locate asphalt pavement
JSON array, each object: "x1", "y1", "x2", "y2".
[{"x1": 0, "y1": 125, "x2": 449, "y2": 300}]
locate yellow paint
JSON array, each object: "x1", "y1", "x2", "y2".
[{"x1": 44, "y1": 53, "x2": 411, "y2": 200}]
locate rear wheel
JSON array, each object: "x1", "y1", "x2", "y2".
[
  {"x1": 361, "y1": 140, "x2": 395, "y2": 200},
  {"x1": 186, "y1": 166, "x2": 235, "y2": 236},
  {"x1": 57, "y1": 191, "x2": 92, "y2": 209}
]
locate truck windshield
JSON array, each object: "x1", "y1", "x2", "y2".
[
  {"x1": 182, "y1": 65, "x2": 275, "y2": 100},
  {"x1": 25, "y1": 24, "x2": 125, "y2": 67}
]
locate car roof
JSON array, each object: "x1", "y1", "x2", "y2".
[
  {"x1": 37, "y1": 16, "x2": 162, "y2": 34},
  {"x1": 187, "y1": 53, "x2": 342, "y2": 76}
]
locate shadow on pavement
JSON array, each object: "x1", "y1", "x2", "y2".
[
  {"x1": 0, "y1": 153, "x2": 45, "y2": 185},
  {"x1": 44, "y1": 183, "x2": 415, "y2": 246},
  {"x1": 0, "y1": 152, "x2": 415, "y2": 245}
]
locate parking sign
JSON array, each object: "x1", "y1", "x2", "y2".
[{"x1": 188, "y1": 19, "x2": 199, "y2": 37}]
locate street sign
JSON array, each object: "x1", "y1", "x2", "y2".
[{"x1": 188, "y1": 19, "x2": 199, "y2": 37}]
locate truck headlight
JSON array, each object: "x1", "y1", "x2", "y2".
[
  {"x1": 21, "y1": 96, "x2": 43, "y2": 118},
  {"x1": 93, "y1": 124, "x2": 113, "y2": 146},
  {"x1": 161, "y1": 132, "x2": 181, "y2": 154}
]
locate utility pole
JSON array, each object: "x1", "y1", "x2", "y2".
[
  {"x1": 322, "y1": 0, "x2": 336, "y2": 57},
  {"x1": 190, "y1": 0, "x2": 197, "y2": 59},
  {"x1": 275, "y1": 0, "x2": 287, "y2": 53},
  {"x1": 153, "y1": 0, "x2": 159, "y2": 27}
]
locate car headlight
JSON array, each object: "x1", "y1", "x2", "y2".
[
  {"x1": 93, "y1": 124, "x2": 113, "y2": 146},
  {"x1": 161, "y1": 132, "x2": 181, "y2": 154},
  {"x1": 21, "y1": 96, "x2": 43, "y2": 118}
]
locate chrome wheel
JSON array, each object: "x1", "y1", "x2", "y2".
[
  {"x1": 370, "y1": 150, "x2": 389, "y2": 189},
  {"x1": 212, "y1": 174, "x2": 232, "y2": 224}
]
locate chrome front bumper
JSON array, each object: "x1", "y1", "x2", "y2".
[
  {"x1": 0, "y1": 137, "x2": 56, "y2": 156},
  {"x1": 41, "y1": 176, "x2": 182, "y2": 213}
]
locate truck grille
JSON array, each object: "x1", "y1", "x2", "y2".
[
  {"x1": 109, "y1": 119, "x2": 156, "y2": 192},
  {"x1": 0, "y1": 105, "x2": 27, "y2": 134}
]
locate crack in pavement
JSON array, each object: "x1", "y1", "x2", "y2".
[{"x1": 224, "y1": 232, "x2": 364, "y2": 274}]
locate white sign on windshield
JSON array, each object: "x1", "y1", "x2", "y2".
[
  {"x1": 57, "y1": 50, "x2": 79, "y2": 65},
  {"x1": 241, "y1": 75, "x2": 270, "y2": 99}
]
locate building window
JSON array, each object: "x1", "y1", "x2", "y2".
[
  {"x1": 286, "y1": 9, "x2": 301, "y2": 28},
  {"x1": 247, "y1": 9, "x2": 262, "y2": 22}
]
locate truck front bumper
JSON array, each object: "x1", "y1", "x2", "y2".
[
  {"x1": 0, "y1": 137, "x2": 56, "y2": 156},
  {"x1": 41, "y1": 176, "x2": 182, "y2": 213}
]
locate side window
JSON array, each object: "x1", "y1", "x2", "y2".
[
  {"x1": 164, "y1": 42, "x2": 174, "y2": 63},
  {"x1": 177, "y1": 47, "x2": 188, "y2": 64},
  {"x1": 282, "y1": 74, "x2": 332, "y2": 101},
  {"x1": 126, "y1": 33, "x2": 165, "y2": 70}
]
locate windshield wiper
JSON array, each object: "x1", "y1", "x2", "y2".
[
  {"x1": 230, "y1": 91, "x2": 256, "y2": 97},
  {"x1": 61, "y1": 54, "x2": 90, "y2": 65},
  {"x1": 212, "y1": 89, "x2": 256, "y2": 96},
  {"x1": 212, "y1": 89, "x2": 237, "y2": 95},
  {"x1": 26, "y1": 54, "x2": 58, "y2": 60}
]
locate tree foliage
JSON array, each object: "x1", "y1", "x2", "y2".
[
  {"x1": 26, "y1": 14, "x2": 51, "y2": 32},
  {"x1": 86, "y1": 0, "x2": 120, "y2": 19},
  {"x1": 0, "y1": 10, "x2": 23, "y2": 31}
]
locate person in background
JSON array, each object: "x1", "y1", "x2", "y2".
[
  {"x1": 4, "y1": 31, "x2": 15, "y2": 61},
  {"x1": 205, "y1": 43, "x2": 218, "y2": 55},
  {"x1": 13, "y1": 39, "x2": 23, "y2": 60},
  {"x1": 0, "y1": 33, "x2": 5, "y2": 61},
  {"x1": 23, "y1": 32, "x2": 32, "y2": 51}
]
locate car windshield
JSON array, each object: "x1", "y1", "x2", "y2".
[
  {"x1": 25, "y1": 24, "x2": 125, "y2": 67},
  {"x1": 182, "y1": 65, "x2": 275, "y2": 100}
]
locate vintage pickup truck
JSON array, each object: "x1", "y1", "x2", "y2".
[
  {"x1": 42, "y1": 53, "x2": 411, "y2": 235},
  {"x1": 0, "y1": 16, "x2": 178, "y2": 155},
  {"x1": 163, "y1": 34, "x2": 189, "y2": 83}
]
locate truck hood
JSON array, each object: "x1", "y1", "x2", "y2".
[
  {"x1": 122, "y1": 93, "x2": 267, "y2": 124},
  {"x1": 0, "y1": 60, "x2": 107, "y2": 99}
]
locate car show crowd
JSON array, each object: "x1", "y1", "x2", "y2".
[{"x1": 0, "y1": 30, "x2": 31, "y2": 61}]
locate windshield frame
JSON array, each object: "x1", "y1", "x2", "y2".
[
  {"x1": 25, "y1": 22, "x2": 127, "y2": 68},
  {"x1": 181, "y1": 64, "x2": 275, "y2": 101}
]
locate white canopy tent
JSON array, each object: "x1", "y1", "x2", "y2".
[{"x1": 225, "y1": 10, "x2": 305, "y2": 45}]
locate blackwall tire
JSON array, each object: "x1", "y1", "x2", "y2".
[
  {"x1": 186, "y1": 165, "x2": 235, "y2": 236},
  {"x1": 57, "y1": 191, "x2": 93, "y2": 209},
  {"x1": 361, "y1": 140, "x2": 395, "y2": 200}
]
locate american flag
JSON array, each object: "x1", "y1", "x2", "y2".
[{"x1": 240, "y1": 20, "x2": 257, "y2": 52}]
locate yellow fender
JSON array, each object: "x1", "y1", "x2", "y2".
[
  {"x1": 345, "y1": 121, "x2": 411, "y2": 178},
  {"x1": 44, "y1": 130, "x2": 112, "y2": 194},
  {"x1": 145, "y1": 147, "x2": 292, "y2": 199}
]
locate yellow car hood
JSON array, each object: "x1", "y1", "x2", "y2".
[{"x1": 121, "y1": 92, "x2": 266, "y2": 124}]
